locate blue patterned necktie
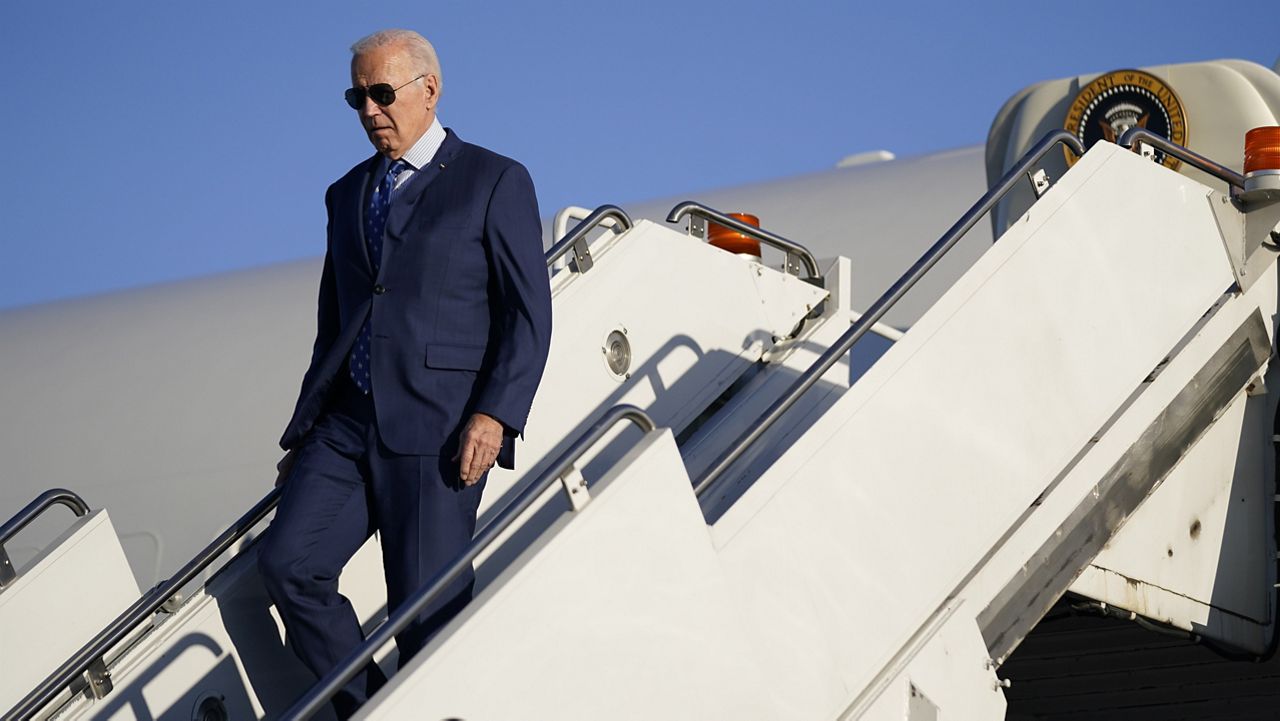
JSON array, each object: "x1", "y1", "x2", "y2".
[{"x1": 349, "y1": 159, "x2": 410, "y2": 393}]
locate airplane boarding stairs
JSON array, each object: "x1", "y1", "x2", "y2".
[
  {"x1": 4, "y1": 191, "x2": 840, "y2": 718},
  {"x1": 8, "y1": 130, "x2": 1280, "y2": 720}
]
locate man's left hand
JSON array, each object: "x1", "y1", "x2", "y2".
[{"x1": 453, "y1": 413, "x2": 504, "y2": 486}]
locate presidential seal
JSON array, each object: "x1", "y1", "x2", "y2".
[{"x1": 1064, "y1": 69, "x2": 1188, "y2": 170}]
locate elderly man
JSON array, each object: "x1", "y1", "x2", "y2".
[{"x1": 258, "y1": 28, "x2": 552, "y2": 717}]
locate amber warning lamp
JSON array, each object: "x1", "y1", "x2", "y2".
[
  {"x1": 707, "y1": 213, "x2": 763, "y2": 258},
  {"x1": 1244, "y1": 126, "x2": 1280, "y2": 197}
]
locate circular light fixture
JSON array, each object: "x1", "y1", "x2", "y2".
[{"x1": 603, "y1": 329, "x2": 631, "y2": 378}]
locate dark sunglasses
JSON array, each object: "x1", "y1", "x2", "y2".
[{"x1": 344, "y1": 75, "x2": 424, "y2": 109}]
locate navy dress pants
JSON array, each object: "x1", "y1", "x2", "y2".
[{"x1": 258, "y1": 376, "x2": 485, "y2": 719}]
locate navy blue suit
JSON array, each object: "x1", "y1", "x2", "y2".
[
  {"x1": 260, "y1": 129, "x2": 552, "y2": 717},
  {"x1": 280, "y1": 128, "x2": 551, "y2": 459}
]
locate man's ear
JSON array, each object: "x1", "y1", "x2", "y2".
[{"x1": 423, "y1": 74, "x2": 440, "y2": 108}]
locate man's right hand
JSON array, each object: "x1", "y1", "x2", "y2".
[{"x1": 275, "y1": 449, "x2": 298, "y2": 487}]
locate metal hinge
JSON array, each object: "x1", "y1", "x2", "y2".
[
  {"x1": 1027, "y1": 168, "x2": 1051, "y2": 198},
  {"x1": 570, "y1": 236, "x2": 594, "y2": 273},
  {"x1": 86, "y1": 657, "x2": 113, "y2": 699},
  {"x1": 688, "y1": 215, "x2": 706, "y2": 240},
  {"x1": 558, "y1": 464, "x2": 591, "y2": 511}
]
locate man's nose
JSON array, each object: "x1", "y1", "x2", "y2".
[{"x1": 360, "y1": 96, "x2": 382, "y2": 118}]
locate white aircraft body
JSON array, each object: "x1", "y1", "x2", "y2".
[{"x1": 3, "y1": 57, "x2": 1280, "y2": 719}]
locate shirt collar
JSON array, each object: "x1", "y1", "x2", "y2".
[{"x1": 382, "y1": 116, "x2": 445, "y2": 173}]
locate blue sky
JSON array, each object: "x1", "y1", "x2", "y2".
[{"x1": 1, "y1": 1, "x2": 1276, "y2": 309}]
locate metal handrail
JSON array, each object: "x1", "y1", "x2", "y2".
[
  {"x1": 666, "y1": 201, "x2": 824, "y2": 284},
  {"x1": 0, "y1": 489, "x2": 91, "y2": 590},
  {"x1": 1117, "y1": 127, "x2": 1247, "y2": 190},
  {"x1": 553, "y1": 205, "x2": 622, "y2": 245},
  {"x1": 544, "y1": 204, "x2": 633, "y2": 271},
  {"x1": 693, "y1": 129, "x2": 1086, "y2": 498},
  {"x1": 0, "y1": 489, "x2": 90, "y2": 548},
  {"x1": 8, "y1": 487, "x2": 282, "y2": 720},
  {"x1": 282, "y1": 404, "x2": 657, "y2": 720}
]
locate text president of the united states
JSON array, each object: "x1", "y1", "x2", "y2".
[{"x1": 257, "y1": 28, "x2": 553, "y2": 718}]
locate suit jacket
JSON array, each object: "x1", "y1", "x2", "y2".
[{"x1": 280, "y1": 129, "x2": 552, "y2": 467}]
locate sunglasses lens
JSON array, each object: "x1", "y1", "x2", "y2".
[
  {"x1": 368, "y1": 84, "x2": 396, "y2": 106},
  {"x1": 344, "y1": 88, "x2": 364, "y2": 109}
]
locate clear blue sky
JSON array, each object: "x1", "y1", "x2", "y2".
[{"x1": 1, "y1": 2, "x2": 1276, "y2": 309}]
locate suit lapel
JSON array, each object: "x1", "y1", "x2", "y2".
[
  {"x1": 383, "y1": 130, "x2": 465, "y2": 259},
  {"x1": 351, "y1": 155, "x2": 380, "y2": 276}
]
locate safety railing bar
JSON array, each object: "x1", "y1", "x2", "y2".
[
  {"x1": 544, "y1": 204, "x2": 633, "y2": 269},
  {"x1": 851, "y1": 311, "x2": 905, "y2": 343},
  {"x1": 0, "y1": 488, "x2": 92, "y2": 591},
  {"x1": 553, "y1": 205, "x2": 620, "y2": 244},
  {"x1": 8, "y1": 487, "x2": 282, "y2": 721},
  {"x1": 0, "y1": 489, "x2": 90, "y2": 548},
  {"x1": 1117, "y1": 127, "x2": 1246, "y2": 190},
  {"x1": 692, "y1": 129, "x2": 1085, "y2": 498},
  {"x1": 281, "y1": 404, "x2": 657, "y2": 721},
  {"x1": 665, "y1": 201, "x2": 824, "y2": 283}
]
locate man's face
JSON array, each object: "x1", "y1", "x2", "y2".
[{"x1": 350, "y1": 44, "x2": 438, "y2": 159}]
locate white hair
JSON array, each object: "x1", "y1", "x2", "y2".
[{"x1": 351, "y1": 29, "x2": 442, "y2": 97}]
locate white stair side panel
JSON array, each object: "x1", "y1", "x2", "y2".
[
  {"x1": 473, "y1": 219, "x2": 823, "y2": 576},
  {"x1": 707, "y1": 144, "x2": 1236, "y2": 719},
  {"x1": 1063, "y1": 259, "x2": 1278, "y2": 645},
  {"x1": 363, "y1": 432, "x2": 775, "y2": 721},
  {"x1": 1076, "y1": 390, "x2": 1268, "y2": 616},
  {"x1": 480, "y1": 219, "x2": 826, "y2": 522},
  {"x1": 1066, "y1": 392, "x2": 1272, "y2": 645},
  {"x1": 964, "y1": 249, "x2": 1278, "y2": 659},
  {"x1": 680, "y1": 257, "x2": 858, "y2": 483},
  {"x1": 852, "y1": 614, "x2": 1006, "y2": 721},
  {"x1": 0, "y1": 510, "x2": 139, "y2": 714}
]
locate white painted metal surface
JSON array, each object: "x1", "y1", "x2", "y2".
[
  {"x1": 365, "y1": 432, "x2": 776, "y2": 721},
  {"x1": 482, "y1": 218, "x2": 826, "y2": 523},
  {"x1": 693, "y1": 143, "x2": 1237, "y2": 717},
  {"x1": 855, "y1": 616, "x2": 1005, "y2": 721},
  {"x1": 1065, "y1": 261, "x2": 1280, "y2": 653},
  {"x1": 0, "y1": 510, "x2": 139, "y2": 713}
]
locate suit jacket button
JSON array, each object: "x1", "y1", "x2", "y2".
[{"x1": 373, "y1": 284, "x2": 386, "y2": 295}]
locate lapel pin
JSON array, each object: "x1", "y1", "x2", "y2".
[{"x1": 439, "y1": 162, "x2": 447, "y2": 169}]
